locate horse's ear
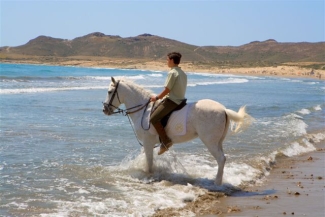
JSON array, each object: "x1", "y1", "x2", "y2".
[{"x1": 111, "y1": 77, "x2": 116, "y2": 85}]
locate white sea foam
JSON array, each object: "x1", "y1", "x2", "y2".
[
  {"x1": 77, "y1": 188, "x2": 90, "y2": 194},
  {"x1": 307, "y1": 132, "x2": 325, "y2": 143},
  {"x1": 0, "y1": 86, "x2": 108, "y2": 94},
  {"x1": 117, "y1": 149, "x2": 268, "y2": 190},
  {"x1": 223, "y1": 162, "x2": 263, "y2": 186},
  {"x1": 41, "y1": 197, "x2": 129, "y2": 217},
  {"x1": 129, "y1": 75, "x2": 146, "y2": 80},
  {"x1": 85, "y1": 151, "x2": 198, "y2": 216},
  {"x1": 83, "y1": 149, "x2": 265, "y2": 216},
  {"x1": 283, "y1": 114, "x2": 308, "y2": 136},
  {"x1": 297, "y1": 108, "x2": 311, "y2": 115},
  {"x1": 7, "y1": 201, "x2": 28, "y2": 210},
  {"x1": 280, "y1": 132, "x2": 324, "y2": 158},
  {"x1": 187, "y1": 72, "x2": 261, "y2": 80},
  {"x1": 188, "y1": 78, "x2": 249, "y2": 87},
  {"x1": 86, "y1": 76, "x2": 111, "y2": 80},
  {"x1": 289, "y1": 79, "x2": 303, "y2": 83},
  {"x1": 259, "y1": 120, "x2": 272, "y2": 126},
  {"x1": 282, "y1": 139, "x2": 316, "y2": 157},
  {"x1": 314, "y1": 105, "x2": 322, "y2": 111},
  {"x1": 187, "y1": 72, "x2": 236, "y2": 77},
  {"x1": 260, "y1": 114, "x2": 308, "y2": 140},
  {"x1": 149, "y1": 73, "x2": 163, "y2": 77}
]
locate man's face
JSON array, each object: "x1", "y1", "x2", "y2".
[{"x1": 167, "y1": 57, "x2": 174, "y2": 68}]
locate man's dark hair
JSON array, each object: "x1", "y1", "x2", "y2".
[{"x1": 167, "y1": 52, "x2": 182, "y2": 64}]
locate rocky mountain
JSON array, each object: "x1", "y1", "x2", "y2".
[{"x1": 1, "y1": 32, "x2": 324, "y2": 67}]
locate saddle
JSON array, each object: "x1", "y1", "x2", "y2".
[{"x1": 161, "y1": 99, "x2": 187, "y2": 128}]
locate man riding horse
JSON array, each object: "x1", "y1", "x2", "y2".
[
  {"x1": 103, "y1": 61, "x2": 251, "y2": 185},
  {"x1": 150, "y1": 52, "x2": 187, "y2": 155}
]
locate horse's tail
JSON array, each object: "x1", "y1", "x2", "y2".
[{"x1": 225, "y1": 106, "x2": 253, "y2": 133}]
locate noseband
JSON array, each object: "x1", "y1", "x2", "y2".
[{"x1": 103, "y1": 80, "x2": 151, "y2": 115}]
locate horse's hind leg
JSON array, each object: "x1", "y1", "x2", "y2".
[
  {"x1": 200, "y1": 113, "x2": 228, "y2": 185},
  {"x1": 206, "y1": 142, "x2": 226, "y2": 185},
  {"x1": 215, "y1": 144, "x2": 226, "y2": 185}
]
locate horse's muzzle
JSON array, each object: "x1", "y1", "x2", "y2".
[
  {"x1": 103, "y1": 108, "x2": 112, "y2": 116},
  {"x1": 103, "y1": 108, "x2": 108, "y2": 115},
  {"x1": 102, "y1": 103, "x2": 111, "y2": 115}
]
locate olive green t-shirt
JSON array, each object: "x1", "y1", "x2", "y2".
[{"x1": 164, "y1": 67, "x2": 187, "y2": 104}]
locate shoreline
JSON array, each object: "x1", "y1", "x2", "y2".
[
  {"x1": 152, "y1": 134, "x2": 325, "y2": 217},
  {"x1": 1, "y1": 59, "x2": 324, "y2": 216},
  {"x1": 1, "y1": 59, "x2": 324, "y2": 80},
  {"x1": 221, "y1": 140, "x2": 325, "y2": 217}
]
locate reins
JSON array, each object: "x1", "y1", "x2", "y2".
[
  {"x1": 103, "y1": 80, "x2": 156, "y2": 147},
  {"x1": 106, "y1": 100, "x2": 151, "y2": 116},
  {"x1": 103, "y1": 80, "x2": 151, "y2": 116}
]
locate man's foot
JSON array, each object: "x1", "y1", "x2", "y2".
[{"x1": 158, "y1": 140, "x2": 173, "y2": 155}]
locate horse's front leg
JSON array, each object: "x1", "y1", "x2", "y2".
[{"x1": 142, "y1": 140, "x2": 155, "y2": 173}]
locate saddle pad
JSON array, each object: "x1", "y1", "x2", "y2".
[{"x1": 146, "y1": 104, "x2": 189, "y2": 136}]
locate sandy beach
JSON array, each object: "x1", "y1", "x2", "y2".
[
  {"x1": 152, "y1": 134, "x2": 325, "y2": 217},
  {"x1": 1, "y1": 57, "x2": 324, "y2": 80}
]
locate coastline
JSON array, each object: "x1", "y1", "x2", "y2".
[
  {"x1": 1, "y1": 59, "x2": 324, "y2": 216},
  {"x1": 1, "y1": 58, "x2": 324, "y2": 80},
  {"x1": 152, "y1": 135, "x2": 325, "y2": 217}
]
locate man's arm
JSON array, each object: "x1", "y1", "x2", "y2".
[{"x1": 150, "y1": 87, "x2": 170, "y2": 102}]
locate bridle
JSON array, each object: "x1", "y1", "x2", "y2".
[
  {"x1": 103, "y1": 80, "x2": 122, "y2": 114},
  {"x1": 102, "y1": 80, "x2": 151, "y2": 116},
  {"x1": 102, "y1": 80, "x2": 156, "y2": 147}
]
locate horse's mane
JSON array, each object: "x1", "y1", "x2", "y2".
[{"x1": 117, "y1": 77, "x2": 153, "y2": 98}]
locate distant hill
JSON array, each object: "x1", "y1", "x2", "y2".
[{"x1": 1, "y1": 32, "x2": 324, "y2": 68}]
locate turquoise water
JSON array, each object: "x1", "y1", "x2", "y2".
[{"x1": 1, "y1": 63, "x2": 324, "y2": 216}]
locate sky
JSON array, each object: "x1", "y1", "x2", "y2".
[{"x1": 0, "y1": 0, "x2": 324, "y2": 47}]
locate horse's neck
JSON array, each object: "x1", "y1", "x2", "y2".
[{"x1": 120, "y1": 81, "x2": 151, "y2": 119}]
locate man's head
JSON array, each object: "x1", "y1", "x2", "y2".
[{"x1": 167, "y1": 52, "x2": 182, "y2": 66}]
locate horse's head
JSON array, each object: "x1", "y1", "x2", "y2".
[{"x1": 102, "y1": 77, "x2": 122, "y2": 115}]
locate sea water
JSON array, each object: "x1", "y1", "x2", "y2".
[{"x1": 0, "y1": 63, "x2": 324, "y2": 216}]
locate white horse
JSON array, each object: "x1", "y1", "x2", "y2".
[{"x1": 103, "y1": 77, "x2": 251, "y2": 185}]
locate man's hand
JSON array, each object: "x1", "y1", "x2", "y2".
[
  {"x1": 150, "y1": 87, "x2": 170, "y2": 102},
  {"x1": 150, "y1": 95, "x2": 158, "y2": 102}
]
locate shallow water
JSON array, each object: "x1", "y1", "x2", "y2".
[{"x1": 0, "y1": 63, "x2": 324, "y2": 216}]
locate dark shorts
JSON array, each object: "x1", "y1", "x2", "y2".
[{"x1": 150, "y1": 98, "x2": 178, "y2": 124}]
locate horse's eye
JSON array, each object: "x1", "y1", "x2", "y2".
[{"x1": 108, "y1": 91, "x2": 112, "y2": 94}]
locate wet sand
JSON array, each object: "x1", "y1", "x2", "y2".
[
  {"x1": 220, "y1": 141, "x2": 325, "y2": 217},
  {"x1": 153, "y1": 138, "x2": 325, "y2": 217}
]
